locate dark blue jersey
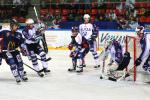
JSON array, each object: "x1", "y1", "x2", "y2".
[{"x1": 0, "y1": 30, "x2": 24, "y2": 51}]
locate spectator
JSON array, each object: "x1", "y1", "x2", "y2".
[
  {"x1": 108, "y1": 10, "x2": 117, "y2": 21},
  {"x1": 117, "y1": 17, "x2": 128, "y2": 30},
  {"x1": 128, "y1": 18, "x2": 139, "y2": 29},
  {"x1": 13, "y1": 0, "x2": 21, "y2": 5},
  {"x1": 125, "y1": 0, "x2": 135, "y2": 12},
  {"x1": 50, "y1": 19, "x2": 60, "y2": 29}
]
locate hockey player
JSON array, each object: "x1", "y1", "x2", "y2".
[
  {"x1": 104, "y1": 40, "x2": 124, "y2": 66},
  {"x1": 22, "y1": 18, "x2": 50, "y2": 77},
  {"x1": 0, "y1": 21, "x2": 28, "y2": 84},
  {"x1": 68, "y1": 26, "x2": 89, "y2": 72},
  {"x1": 79, "y1": 14, "x2": 100, "y2": 68},
  {"x1": 100, "y1": 39, "x2": 125, "y2": 80},
  {"x1": 134, "y1": 26, "x2": 150, "y2": 72},
  {"x1": 35, "y1": 20, "x2": 48, "y2": 54}
]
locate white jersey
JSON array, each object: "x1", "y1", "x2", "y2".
[
  {"x1": 79, "y1": 23, "x2": 93, "y2": 40},
  {"x1": 75, "y1": 33, "x2": 82, "y2": 45},
  {"x1": 22, "y1": 26, "x2": 37, "y2": 44},
  {"x1": 103, "y1": 44, "x2": 115, "y2": 61},
  {"x1": 139, "y1": 33, "x2": 150, "y2": 60}
]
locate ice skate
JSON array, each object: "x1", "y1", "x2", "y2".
[
  {"x1": 76, "y1": 67, "x2": 83, "y2": 73},
  {"x1": 43, "y1": 68, "x2": 51, "y2": 74},
  {"x1": 94, "y1": 65, "x2": 100, "y2": 68},
  {"x1": 38, "y1": 69, "x2": 44, "y2": 77}
]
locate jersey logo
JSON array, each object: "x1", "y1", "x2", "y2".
[{"x1": 7, "y1": 41, "x2": 15, "y2": 50}]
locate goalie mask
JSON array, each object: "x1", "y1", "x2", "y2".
[{"x1": 135, "y1": 26, "x2": 144, "y2": 37}]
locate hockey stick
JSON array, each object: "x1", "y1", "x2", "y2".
[
  {"x1": 23, "y1": 63, "x2": 39, "y2": 73},
  {"x1": 108, "y1": 70, "x2": 127, "y2": 82},
  {"x1": 23, "y1": 62, "x2": 45, "y2": 77},
  {"x1": 37, "y1": 57, "x2": 52, "y2": 62},
  {"x1": 41, "y1": 35, "x2": 48, "y2": 54},
  {"x1": 33, "y1": 5, "x2": 49, "y2": 54},
  {"x1": 33, "y1": 6, "x2": 39, "y2": 21}
]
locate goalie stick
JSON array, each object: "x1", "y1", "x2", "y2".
[
  {"x1": 107, "y1": 52, "x2": 131, "y2": 82},
  {"x1": 33, "y1": 4, "x2": 49, "y2": 54},
  {"x1": 41, "y1": 34, "x2": 48, "y2": 54}
]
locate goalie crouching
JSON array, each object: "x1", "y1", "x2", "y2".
[
  {"x1": 100, "y1": 40, "x2": 131, "y2": 81},
  {"x1": 68, "y1": 26, "x2": 89, "y2": 73}
]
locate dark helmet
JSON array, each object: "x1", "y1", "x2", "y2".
[
  {"x1": 112, "y1": 39, "x2": 118, "y2": 44},
  {"x1": 71, "y1": 26, "x2": 78, "y2": 32},
  {"x1": 93, "y1": 25, "x2": 99, "y2": 32},
  {"x1": 10, "y1": 19, "x2": 20, "y2": 28}
]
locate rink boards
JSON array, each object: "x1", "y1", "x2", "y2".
[{"x1": 44, "y1": 29, "x2": 150, "y2": 50}]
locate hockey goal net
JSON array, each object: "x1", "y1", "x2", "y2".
[{"x1": 125, "y1": 35, "x2": 150, "y2": 82}]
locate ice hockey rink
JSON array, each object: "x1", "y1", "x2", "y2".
[{"x1": 0, "y1": 50, "x2": 150, "y2": 100}]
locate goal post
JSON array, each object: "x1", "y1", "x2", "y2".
[{"x1": 125, "y1": 35, "x2": 138, "y2": 81}]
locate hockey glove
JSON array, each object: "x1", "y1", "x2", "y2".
[
  {"x1": 135, "y1": 58, "x2": 142, "y2": 66},
  {"x1": 68, "y1": 44, "x2": 73, "y2": 50}
]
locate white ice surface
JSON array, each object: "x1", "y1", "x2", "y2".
[{"x1": 0, "y1": 50, "x2": 150, "y2": 100}]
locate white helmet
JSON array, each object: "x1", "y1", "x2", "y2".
[
  {"x1": 83, "y1": 14, "x2": 90, "y2": 19},
  {"x1": 25, "y1": 18, "x2": 34, "y2": 24},
  {"x1": 135, "y1": 26, "x2": 144, "y2": 33}
]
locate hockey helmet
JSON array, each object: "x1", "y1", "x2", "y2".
[
  {"x1": 71, "y1": 26, "x2": 78, "y2": 37},
  {"x1": 71, "y1": 26, "x2": 78, "y2": 32},
  {"x1": 25, "y1": 18, "x2": 34, "y2": 24},
  {"x1": 10, "y1": 19, "x2": 19, "y2": 28},
  {"x1": 112, "y1": 39, "x2": 119, "y2": 45},
  {"x1": 135, "y1": 26, "x2": 144, "y2": 34}
]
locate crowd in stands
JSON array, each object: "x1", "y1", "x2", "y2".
[
  {"x1": 0, "y1": 0, "x2": 29, "y2": 22},
  {"x1": 39, "y1": 0, "x2": 150, "y2": 29},
  {"x1": 0, "y1": 0, "x2": 149, "y2": 30}
]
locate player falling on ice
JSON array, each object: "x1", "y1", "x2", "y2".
[
  {"x1": 68, "y1": 26, "x2": 89, "y2": 73},
  {"x1": 0, "y1": 21, "x2": 28, "y2": 84},
  {"x1": 100, "y1": 39, "x2": 131, "y2": 81},
  {"x1": 22, "y1": 18, "x2": 50, "y2": 77},
  {"x1": 79, "y1": 14, "x2": 100, "y2": 68},
  {"x1": 134, "y1": 26, "x2": 150, "y2": 73}
]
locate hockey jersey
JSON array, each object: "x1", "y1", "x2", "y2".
[
  {"x1": 0, "y1": 30, "x2": 24, "y2": 51},
  {"x1": 79, "y1": 23, "x2": 94, "y2": 40},
  {"x1": 68, "y1": 33, "x2": 89, "y2": 51},
  {"x1": 22, "y1": 26, "x2": 40, "y2": 44},
  {"x1": 104, "y1": 42, "x2": 123, "y2": 64},
  {"x1": 139, "y1": 33, "x2": 150, "y2": 60}
]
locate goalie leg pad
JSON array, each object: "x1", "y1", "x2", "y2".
[{"x1": 116, "y1": 52, "x2": 131, "y2": 71}]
